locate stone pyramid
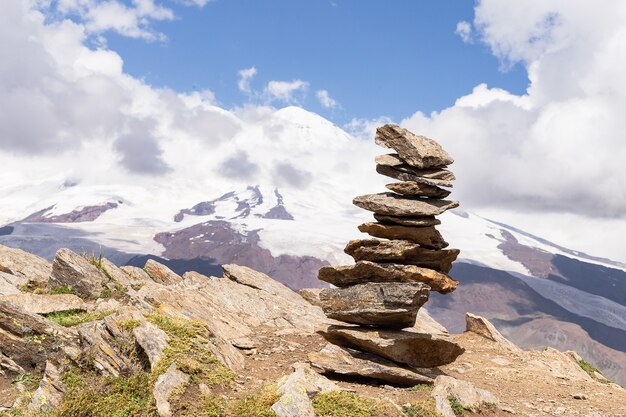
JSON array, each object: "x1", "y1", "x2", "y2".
[{"x1": 310, "y1": 124, "x2": 463, "y2": 386}]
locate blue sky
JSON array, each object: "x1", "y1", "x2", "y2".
[{"x1": 104, "y1": 0, "x2": 528, "y2": 123}]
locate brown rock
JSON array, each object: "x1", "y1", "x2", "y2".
[
  {"x1": 0, "y1": 244, "x2": 51, "y2": 286},
  {"x1": 354, "y1": 193, "x2": 459, "y2": 217},
  {"x1": 49, "y1": 248, "x2": 109, "y2": 298},
  {"x1": 374, "y1": 213, "x2": 441, "y2": 227},
  {"x1": 298, "y1": 288, "x2": 323, "y2": 307},
  {"x1": 309, "y1": 343, "x2": 433, "y2": 386},
  {"x1": 358, "y1": 222, "x2": 448, "y2": 249},
  {"x1": 318, "y1": 282, "x2": 429, "y2": 328},
  {"x1": 0, "y1": 293, "x2": 87, "y2": 314},
  {"x1": 144, "y1": 259, "x2": 182, "y2": 285},
  {"x1": 375, "y1": 124, "x2": 454, "y2": 169},
  {"x1": 318, "y1": 261, "x2": 458, "y2": 294},
  {"x1": 344, "y1": 239, "x2": 459, "y2": 273},
  {"x1": 319, "y1": 325, "x2": 464, "y2": 368},
  {"x1": 376, "y1": 165, "x2": 453, "y2": 187},
  {"x1": 386, "y1": 181, "x2": 451, "y2": 199},
  {"x1": 376, "y1": 154, "x2": 456, "y2": 180}
]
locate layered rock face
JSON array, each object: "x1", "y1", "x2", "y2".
[{"x1": 312, "y1": 124, "x2": 463, "y2": 385}]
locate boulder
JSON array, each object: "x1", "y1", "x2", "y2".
[
  {"x1": 376, "y1": 165, "x2": 453, "y2": 187},
  {"x1": 344, "y1": 239, "x2": 459, "y2": 273},
  {"x1": 354, "y1": 193, "x2": 459, "y2": 217},
  {"x1": 0, "y1": 299, "x2": 78, "y2": 376},
  {"x1": 309, "y1": 343, "x2": 433, "y2": 386},
  {"x1": 144, "y1": 259, "x2": 183, "y2": 285},
  {"x1": 376, "y1": 154, "x2": 456, "y2": 180},
  {"x1": 319, "y1": 325, "x2": 464, "y2": 368},
  {"x1": 298, "y1": 288, "x2": 323, "y2": 307},
  {"x1": 153, "y1": 364, "x2": 190, "y2": 417},
  {"x1": 271, "y1": 364, "x2": 339, "y2": 417},
  {"x1": 0, "y1": 272, "x2": 22, "y2": 295},
  {"x1": 374, "y1": 213, "x2": 441, "y2": 227},
  {"x1": 432, "y1": 375, "x2": 499, "y2": 417},
  {"x1": 375, "y1": 124, "x2": 453, "y2": 169},
  {"x1": 413, "y1": 308, "x2": 449, "y2": 334},
  {"x1": 77, "y1": 321, "x2": 135, "y2": 377},
  {"x1": 465, "y1": 313, "x2": 521, "y2": 352},
  {"x1": 29, "y1": 360, "x2": 67, "y2": 412},
  {"x1": 358, "y1": 223, "x2": 448, "y2": 249},
  {"x1": 99, "y1": 257, "x2": 133, "y2": 287},
  {"x1": 120, "y1": 265, "x2": 153, "y2": 283},
  {"x1": 318, "y1": 282, "x2": 429, "y2": 328},
  {"x1": 49, "y1": 248, "x2": 108, "y2": 298},
  {"x1": 386, "y1": 181, "x2": 451, "y2": 198},
  {"x1": 0, "y1": 294, "x2": 87, "y2": 315},
  {"x1": 318, "y1": 261, "x2": 458, "y2": 294},
  {"x1": 133, "y1": 322, "x2": 169, "y2": 370},
  {"x1": 0, "y1": 244, "x2": 51, "y2": 286}
]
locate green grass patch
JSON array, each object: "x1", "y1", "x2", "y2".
[
  {"x1": 49, "y1": 285, "x2": 75, "y2": 295},
  {"x1": 401, "y1": 400, "x2": 443, "y2": 417},
  {"x1": 146, "y1": 313, "x2": 235, "y2": 387},
  {"x1": 12, "y1": 373, "x2": 40, "y2": 391},
  {"x1": 44, "y1": 309, "x2": 113, "y2": 327},
  {"x1": 228, "y1": 384, "x2": 279, "y2": 417},
  {"x1": 312, "y1": 391, "x2": 380, "y2": 417},
  {"x1": 448, "y1": 395, "x2": 464, "y2": 417},
  {"x1": 406, "y1": 383, "x2": 433, "y2": 392},
  {"x1": 118, "y1": 319, "x2": 141, "y2": 333}
]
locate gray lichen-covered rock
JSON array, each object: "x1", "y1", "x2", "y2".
[
  {"x1": 354, "y1": 193, "x2": 459, "y2": 217},
  {"x1": 386, "y1": 181, "x2": 451, "y2": 198},
  {"x1": 376, "y1": 154, "x2": 456, "y2": 180},
  {"x1": 376, "y1": 165, "x2": 453, "y2": 187},
  {"x1": 318, "y1": 282, "x2": 429, "y2": 328},
  {"x1": 432, "y1": 375, "x2": 499, "y2": 417},
  {"x1": 153, "y1": 364, "x2": 190, "y2": 417},
  {"x1": 318, "y1": 261, "x2": 458, "y2": 293},
  {"x1": 49, "y1": 248, "x2": 108, "y2": 298},
  {"x1": 271, "y1": 364, "x2": 339, "y2": 417},
  {"x1": 133, "y1": 322, "x2": 169, "y2": 370},
  {"x1": 375, "y1": 124, "x2": 454, "y2": 169},
  {"x1": 309, "y1": 343, "x2": 433, "y2": 386},
  {"x1": 29, "y1": 360, "x2": 67, "y2": 412},
  {"x1": 319, "y1": 325, "x2": 464, "y2": 368},
  {"x1": 345, "y1": 239, "x2": 459, "y2": 273},
  {"x1": 374, "y1": 213, "x2": 441, "y2": 227},
  {"x1": 358, "y1": 222, "x2": 448, "y2": 249}
]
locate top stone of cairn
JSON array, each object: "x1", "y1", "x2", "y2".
[{"x1": 375, "y1": 124, "x2": 453, "y2": 169}]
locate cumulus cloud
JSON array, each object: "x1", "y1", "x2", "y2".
[
  {"x1": 316, "y1": 89, "x2": 339, "y2": 109},
  {"x1": 265, "y1": 80, "x2": 309, "y2": 103},
  {"x1": 402, "y1": 0, "x2": 626, "y2": 219},
  {"x1": 237, "y1": 66, "x2": 257, "y2": 94}
]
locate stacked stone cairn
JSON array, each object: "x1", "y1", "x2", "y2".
[{"x1": 309, "y1": 124, "x2": 464, "y2": 386}]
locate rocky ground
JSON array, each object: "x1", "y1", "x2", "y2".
[{"x1": 0, "y1": 244, "x2": 624, "y2": 417}]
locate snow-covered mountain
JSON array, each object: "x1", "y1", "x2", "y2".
[{"x1": 1, "y1": 106, "x2": 625, "y2": 385}]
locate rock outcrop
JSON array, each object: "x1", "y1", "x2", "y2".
[{"x1": 310, "y1": 125, "x2": 463, "y2": 386}]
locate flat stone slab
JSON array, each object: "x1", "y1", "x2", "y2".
[
  {"x1": 375, "y1": 124, "x2": 454, "y2": 169},
  {"x1": 358, "y1": 222, "x2": 448, "y2": 249},
  {"x1": 377, "y1": 165, "x2": 453, "y2": 188},
  {"x1": 49, "y1": 248, "x2": 108, "y2": 298},
  {"x1": 309, "y1": 343, "x2": 433, "y2": 386},
  {"x1": 0, "y1": 294, "x2": 87, "y2": 314},
  {"x1": 376, "y1": 154, "x2": 456, "y2": 181},
  {"x1": 345, "y1": 239, "x2": 459, "y2": 273},
  {"x1": 386, "y1": 181, "x2": 451, "y2": 199},
  {"x1": 354, "y1": 193, "x2": 459, "y2": 217},
  {"x1": 373, "y1": 214, "x2": 441, "y2": 227},
  {"x1": 319, "y1": 325, "x2": 465, "y2": 368},
  {"x1": 317, "y1": 261, "x2": 458, "y2": 294},
  {"x1": 318, "y1": 282, "x2": 429, "y2": 328}
]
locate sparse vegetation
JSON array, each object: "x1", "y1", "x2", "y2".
[
  {"x1": 227, "y1": 384, "x2": 279, "y2": 417},
  {"x1": 12, "y1": 373, "x2": 40, "y2": 391},
  {"x1": 447, "y1": 395, "x2": 464, "y2": 417},
  {"x1": 44, "y1": 309, "x2": 113, "y2": 327},
  {"x1": 130, "y1": 283, "x2": 144, "y2": 291},
  {"x1": 407, "y1": 383, "x2": 433, "y2": 392},
  {"x1": 50, "y1": 285, "x2": 75, "y2": 295},
  {"x1": 118, "y1": 319, "x2": 141, "y2": 333},
  {"x1": 577, "y1": 359, "x2": 609, "y2": 383},
  {"x1": 312, "y1": 391, "x2": 380, "y2": 417},
  {"x1": 401, "y1": 400, "x2": 443, "y2": 417},
  {"x1": 146, "y1": 313, "x2": 235, "y2": 387}
]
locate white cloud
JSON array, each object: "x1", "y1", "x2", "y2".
[
  {"x1": 455, "y1": 20, "x2": 473, "y2": 43},
  {"x1": 53, "y1": 0, "x2": 175, "y2": 41},
  {"x1": 237, "y1": 66, "x2": 257, "y2": 94},
  {"x1": 402, "y1": 0, "x2": 626, "y2": 222},
  {"x1": 265, "y1": 79, "x2": 309, "y2": 103},
  {"x1": 316, "y1": 89, "x2": 339, "y2": 109}
]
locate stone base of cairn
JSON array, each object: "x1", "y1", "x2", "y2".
[{"x1": 308, "y1": 124, "x2": 464, "y2": 386}]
